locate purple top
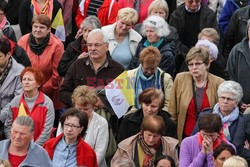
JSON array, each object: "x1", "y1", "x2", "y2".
[{"x1": 179, "y1": 134, "x2": 214, "y2": 167}]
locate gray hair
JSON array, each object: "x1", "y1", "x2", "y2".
[
  {"x1": 217, "y1": 81, "x2": 243, "y2": 102},
  {"x1": 80, "y1": 16, "x2": 102, "y2": 30},
  {"x1": 114, "y1": 158, "x2": 136, "y2": 167},
  {"x1": 148, "y1": 0, "x2": 169, "y2": 19},
  {"x1": 195, "y1": 39, "x2": 218, "y2": 60},
  {"x1": 87, "y1": 28, "x2": 108, "y2": 43},
  {"x1": 223, "y1": 156, "x2": 248, "y2": 167},
  {"x1": 247, "y1": 19, "x2": 250, "y2": 39},
  {"x1": 13, "y1": 116, "x2": 35, "y2": 132},
  {"x1": 141, "y1": 15, "x2": 170, "y2": 37}
]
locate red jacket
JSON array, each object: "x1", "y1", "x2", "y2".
[
  {"x1": 75, "y1": 0, "x2": 118, "y2": 28},
  {"x1": 43, "y1": 134, "x2": 98, "y2": 167}
]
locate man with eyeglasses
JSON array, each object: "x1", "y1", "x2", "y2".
[
  {"x1": 59, "y1": 28, "x2": 124, "y2": 108},
  {"x1": 169, "y1": 0, "x2": 218, "y2": 70}
]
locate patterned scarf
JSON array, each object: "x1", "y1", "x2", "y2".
[
  {"x1": 137, "y1": 132, "x2": 161, "y2": 167},
  {"x1": 213, "y1": 103, "x2": 239, "y2": 141},
  {"x1": 28, "y1": 33, "x2": 50, "y2": 55},
  {"x1": 0, "y1": 16, "x2": 7, "y2": 30},
  {"x1": 0, "y1": 57, "x2": 12, "y2": 86},
  {"x1": 31, "y1": 0, "x2": 53, "y2": 19}
]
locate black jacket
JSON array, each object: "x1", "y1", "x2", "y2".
[
  {"x1": 18, "y1": 0, "x2": 62, "y2": 35},
  {"x1": 58, "y1": 36, "x2": 83, "y2": 77},
  {"x1": 12, "y1": 44, "x2": 31, "y2": 67},
  {"x1": 233, "y1": 114, "x2": 250, "y2": 165},
  {"x1": 223, "y1": 6, "x2": 250, "y2": 59},
  {"x1": 117, "y1": 109, "x2": 177, "y2": 143},
  {"x1": 128, "y1": 37, "x2": 175, "y2": 77}
]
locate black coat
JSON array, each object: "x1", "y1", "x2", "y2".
[
  {"x1": 128, "y1": 37, "x2": 175, "y2": 77},
  {"x1": 117, "y1": 109, "x2": 177, "y2": 143},
  {"x1": 233, "y1": 114, "x2": 250, "y2": 165}
]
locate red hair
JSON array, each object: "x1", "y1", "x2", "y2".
[{"x1": 20, "y1": 67, "x2": 45, "y2": 90}]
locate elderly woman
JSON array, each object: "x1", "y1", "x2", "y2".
[
  {"x1": 58, "y1": 16, "x2": 102, "y2": 77},
  {"x1": 0, "y1": 0, "x2": 16, "y2": 42},
  {"x1": 127, "y1": 46, "x2": 173, "y2": 112},
  {"x1": 180, "y1": 113, "x2": 234, "y2": 167},
  {"x1": 101, "y1": 7, "x2": 141, "y2": 69},
  {"x1": 129, "y1": 15, "x2": 175, "y2": 76},
  {"x1": 18, "y1": 14, "x2": 64, "y2": 125},
  {"x1": 168, "y1": 47, "x2": 224, "y2": 141},
  {"x1": 227, "y1": 20, "x2": 250, "y2": 111},
  {"x1": 56, "y1": 85, "x2": 109, "y2": 167},
  {"x1": 44, "y1": 108, "x2": 98, "y2": 167},
  {"x1": 213, "y1": 143, "x2": 236, "y2": 167},
  {"x1": 192, "y1": 81, "x2": 244, "y2": 143},
  {"x1": 4, "y1": 67, "x2": 55, "y2": 145},
  {"x1": 113, "y1": 115, "x2": 178, "y2": 166},
  {"x1": 117, "y1": 88, "x2": 177, "y2": 143},
  {"x1": 223, "y1": 156, "x2": 248, "y2": 167}
]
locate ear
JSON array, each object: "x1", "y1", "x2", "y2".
[
  {"x1": 80, "y1": 126, "x2": 84, "y2": 134},
  {"x1": 6, "y1": 52, "x2": 11, "y2": 59}
]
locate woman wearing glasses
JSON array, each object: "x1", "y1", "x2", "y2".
[
  {"x1": 44, "y1": 108, "x2": 98, "y2": 167},
  {"x1": 168, "y1": 46, "x2": 224, "y2": 141},
  {"x1": 180, "y1": 113, "x2": 235, "y2": 167},
  {"x1": 192, "y1": 81, "x2": 244, "y2": 143}
]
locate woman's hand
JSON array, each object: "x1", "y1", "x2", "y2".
[
  {"x1": 202, "y1": 135, "x2": 213, "y2": 154},
  {"x1": 78, "y1": 52, "x2": 88, "y2": 59}
]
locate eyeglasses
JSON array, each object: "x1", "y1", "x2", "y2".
[
  {"x1": 219, "y1": 96, "x2": 235, "y2": 102},
  {"x1": 187, "y1": 62, "x2": 204, "y2": 68},
  {"x1": 86, "y1": 43, "x2": 105, "y2": 48},
  {"x1": 64, "y1": 123, "x2": 81, "y2": 129}
]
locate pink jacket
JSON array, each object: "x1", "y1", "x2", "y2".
[{"x1": 18, "y1": 33, "x2": 64, "y2": 110}]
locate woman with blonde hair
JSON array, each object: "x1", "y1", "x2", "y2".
[
  {"x1": 222, "y1": 156, "x2": 248, "y2": 167},
  {"x1": 0, "y1": 159, "x2": 11, "y2": 167},
  {"x1": 102, "y1": 7, "x2": 142, "y2": 69}
]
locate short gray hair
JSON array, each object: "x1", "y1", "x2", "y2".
[
  {"x1": 148, "y1": 0, "x2": 169, "y2": 19},
  {"x1": 141, "y1": 15, "x2": 170, "y2": 37},
  {"x1": 217, "y1": 81, "x2": 243, "y2": 102},
  {"x1": 80, "y1": 16, "x2": 102, "y2": 30},
  {"x1": 13, "y1": 116, "x2": 34, "y2": 132},
  {"x1": 114, "y1": 158, "x2": 136, "y2": 167},
  {"x1": 87, "y1": 28, "x2": 108, "y2": 43}
]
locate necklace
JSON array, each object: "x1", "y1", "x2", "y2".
[{"x1": 195, "y1": 80, "x2": 207, "y2": 88}]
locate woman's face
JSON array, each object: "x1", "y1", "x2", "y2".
[
  {"x1": 218, "y1": 92, "x2": 238, "y2": 116},
  {"x1": 142, "y1": 98, "x2": 161, "y2": 117},
  {"x1": 143, "y1": 130, "x2": 161, "y2": 147},
  {"x1": 156, "y1": 159, "x2": 172, "y2": 167},
  {"x1": 214, "y1": 150, "x2": 233, "y2": 167},
  {"x1": 200, "y1": 130, "x2": 219, "y2": 143},
  {"x1": 22, "y1": 71, "x2": 40, "y2": 93},
  {"x1": 32, "y1": 22, "x2": 50, "y2": 40},
  {"x1": 145, "y1": 26, "x2": 160, "y2": 43},
  {"x1": 141, "y1": 62, "x2": 157, "y2": 77},
  {"x1": 75, "y1": 103, "x2": 94, "y2": 119},
  {"x1": 82, "y1": 26, "x2": 94, "y2": 41},
  {"x1": 150, "y1": 8, "x2": 167, "y2": 19},
  {"x1": 63, "y1": 116, "x2": 83, "y2": 143},
  {"x1": 0, "y1": 10, "x2": 5, "y2": 23},
  {"x1": 187, "y1": 58, "x2": 209, "y2": 78},
  {"x1": 115, "y1": 19, "x2": 132, "y2": 35}
]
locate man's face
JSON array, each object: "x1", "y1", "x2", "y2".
[
  {"x1": 10, "y1": 123, "x2": 33, "y2": 149},
  {"x1": 0, "y1": 51, "x2": 10, "y2": 69},
  {"x1": 87, "y1": 32, "x2": 108, "y2": 61},
  {"x1": 32, "y1": 22, "x2": 50, "y2": 40},
  {"x1": 185, "y1": 0, "x2": 201, "y2": 12}
]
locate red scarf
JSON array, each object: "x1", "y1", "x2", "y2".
[
  {"x1": 31, "y1": 0, "x2": 53, "y2": 19},
  {"x1": 197, "y1": 131, "x2": 228, "y2": 150}
]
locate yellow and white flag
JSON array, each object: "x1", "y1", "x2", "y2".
[
  {"x1": 18, "y1": 103, "x2": 27, "y2": 117},
  {"x1": 105, "y1": 71, "x2": 135, "y2": 118},
  {"x1": 51, "y1": 8, "x2": 65, "y2": 42}
]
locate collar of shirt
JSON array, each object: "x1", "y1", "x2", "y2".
[
  {"x1": 85, "y1": 57, "x2": 109, "y2": 74},
  {"x1": 185, "y1": 5, "x2": 201, "y2": 13},
  {"x1": 56, "y1": 137, "x2": 78, "y2": 153}
]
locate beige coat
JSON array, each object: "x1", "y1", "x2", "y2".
[
  {"x1": 168, "y1": 72, "x2": 224, "y2": 141},
  {"x1": 127, "y1": 67, "x2": 173, "y2": 113},
  {"x1": 111, "y1": 133, "x2": 179, "y2": 167}
]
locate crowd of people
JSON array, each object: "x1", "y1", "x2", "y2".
[{"x1": 0, "y1": 0, "x2": 250, "y2": 166}]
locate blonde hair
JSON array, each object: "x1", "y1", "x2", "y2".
[
  {"x1": 117, "y1": 7, "x2": 138, "y2": 25},
  {"x1": 222, "y1": 156, "x2": 248, "y2": 167},
  {"x1": 71, "y1": 85, "x2": 98, "y2": 106},
  {"x1": 198, "y1": 28, "x2": 220, "y2": 45},
  {"x1": 0, "y1": 159, "x2": 11, "y2": 167},
  {"x1": 148, "y1": 0, "x2": 169, "y2": 19}
]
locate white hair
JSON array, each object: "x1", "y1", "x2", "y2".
[
  {"x1": 87, "y1": 28, "x2": 108, "y2": 43},
  {"x1": 217, "y1": 81, "x2": 243, "y2": 102},
  {"x1": 196, "y1": 39, "x2": 218, "y2": 60},
  {"x1": 141, "y1": 15, "x2": 170, "y2": 37}
]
